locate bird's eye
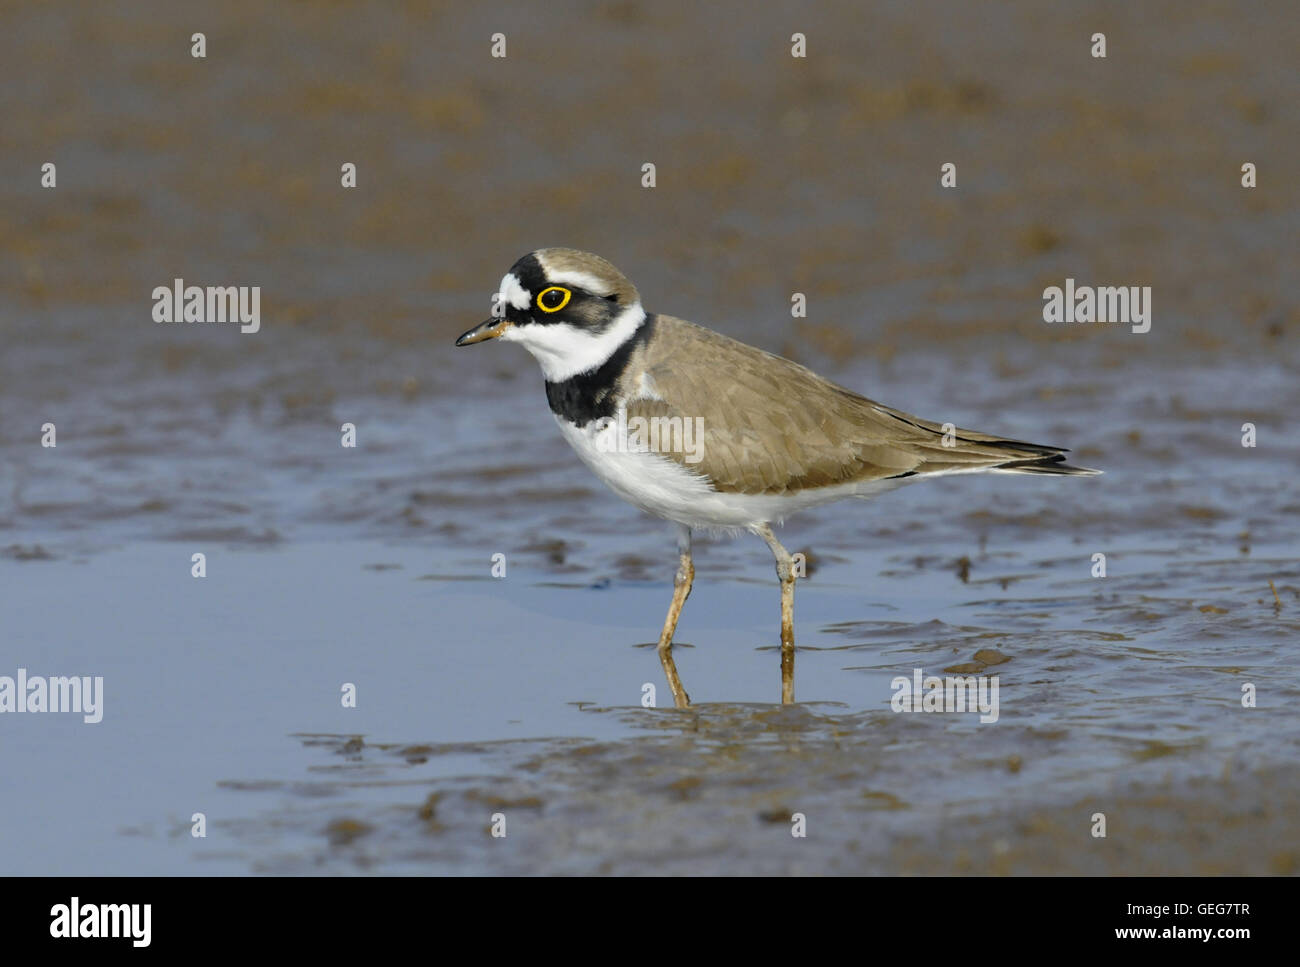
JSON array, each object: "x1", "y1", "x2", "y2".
[{"x1": 537, "y1": 286, "x2": 571, "y2": 313}]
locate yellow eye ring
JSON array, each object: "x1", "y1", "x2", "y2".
[{"x1": 536, "y1": 286, "x2": 571, "y2": 313}]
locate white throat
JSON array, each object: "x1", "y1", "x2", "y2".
[{"x1": 502, "y1": 302, "x2": 647, "y2": 382}]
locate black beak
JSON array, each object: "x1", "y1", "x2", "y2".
[{"x1": 455, "y1": 317, "x2": 512, "y2": 347}]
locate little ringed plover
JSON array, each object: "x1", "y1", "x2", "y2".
[{"x1": 456, "y1": 248, "x2": 1099, "y2": 709}]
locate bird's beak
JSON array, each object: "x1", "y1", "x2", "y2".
[{"x1": 455, "y1": 318, "x2": 511, "y2": 347}]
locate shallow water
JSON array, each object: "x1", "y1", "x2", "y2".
[{"x1": 2, "y1": 0, "x2": 1298, "y2": 874}]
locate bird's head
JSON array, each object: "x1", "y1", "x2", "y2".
[{"x1": 456, "y1": 248, "x2": 645, "y2": 381}]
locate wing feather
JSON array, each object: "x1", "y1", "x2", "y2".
[{"x1": 622, "y1": 316, "x2": 1092, "y2": 495}]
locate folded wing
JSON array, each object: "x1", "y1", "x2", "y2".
[{"x1": 625, "y1": 316, "x2": 1098, "y2": 496}]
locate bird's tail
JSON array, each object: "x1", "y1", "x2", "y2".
[
  {"x1": 865, "y1": 402, "x2": 1102, "y2": 477},
  {"x1": 990, "y1": 452, "x2": 1102, "y2": 476}
]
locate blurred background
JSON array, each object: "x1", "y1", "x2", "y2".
[{"x1": 1, "y1": 0, "x2": 1297, "y2": 874}]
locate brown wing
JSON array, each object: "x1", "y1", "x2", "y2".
[{"x1": 623, "y1": 316, "x2": 1090, "y2": 496}]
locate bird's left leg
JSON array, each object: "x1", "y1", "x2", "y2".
[
  {"x1": 656, "y1": 523, "x2": 694, "y2": 709},
  {"x1": 752, "y1": 523, "x2": 796, "y2": 704}
]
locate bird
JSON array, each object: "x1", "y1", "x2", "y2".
[{"x1": 456, "y1": 248, "x2": 1099, "y2": 709}]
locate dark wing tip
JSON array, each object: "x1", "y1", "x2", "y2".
[{"x1": 995, "y1": 452, "x2": 1102, "y2": 476}]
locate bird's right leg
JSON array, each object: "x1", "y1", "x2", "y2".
[
  {"x1": 753, "y1": 523, "x2": 796, "y2": 705},
  {"x1": 656, "y1": 523, "x2": 693, "y2": 709}
]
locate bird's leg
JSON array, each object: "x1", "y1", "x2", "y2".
[
  {"x1": 656, "y1": 524, "x2": 693, "y2": 709},
  {"x1": 754, "y1": 523, "x2": 796, "y2": 704}
]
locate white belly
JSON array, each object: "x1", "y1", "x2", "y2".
[{"x1": 554, "y1": 414, "x2": 906, "y2": 530}]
